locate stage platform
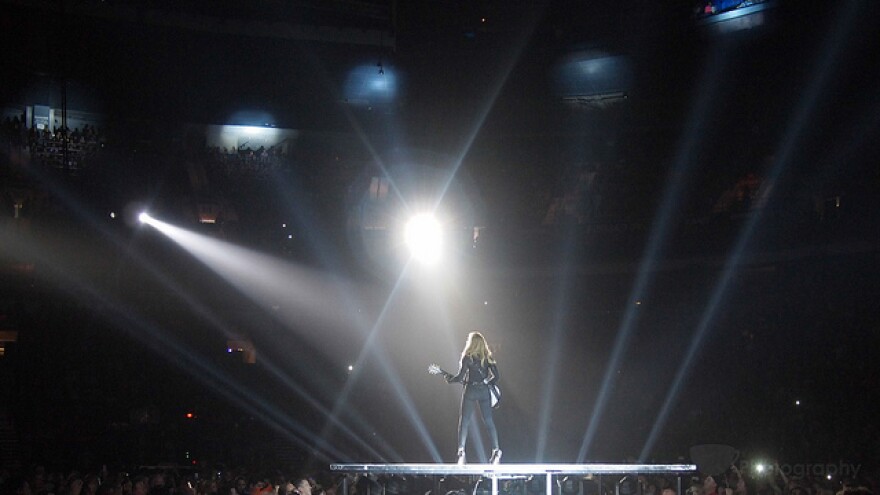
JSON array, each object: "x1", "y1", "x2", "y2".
[{"x1": 331, "y1": 463, "x2": 697, "y2": 495}]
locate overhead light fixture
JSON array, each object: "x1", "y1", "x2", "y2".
[{"x1": 404, "y1": 213, "x2": 443, "y2": 265}]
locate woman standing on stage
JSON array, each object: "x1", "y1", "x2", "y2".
[{"x1": 446, "y1": 331, "x2": 501, "y2": 465}]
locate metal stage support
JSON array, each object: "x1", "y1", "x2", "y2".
[{"x1": 331, "y1": 463, "x2": 697, "y2": 495}]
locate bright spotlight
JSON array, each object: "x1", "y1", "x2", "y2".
[
  {"x1": 404, "y1": 213, "x2": 442, "y2": 264},
  {"x1": 138, "y1": 212, "x2": 151, "y2": 224}
]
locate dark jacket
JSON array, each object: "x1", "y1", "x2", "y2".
[{"x1": 447, "y1": 355, "x2": 499, "y2": 386}]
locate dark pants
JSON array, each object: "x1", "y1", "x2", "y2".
[{"x1": 457, "y1": 383, "x2": 500, "y2": 450}]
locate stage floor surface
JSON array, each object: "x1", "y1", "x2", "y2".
[{"x1": 330, "y1": 463, "x2": 697, "y2": 475}]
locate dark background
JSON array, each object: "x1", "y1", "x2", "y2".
[{"x1": 1, "y1": 0, "x2": 879, "y2": 472}]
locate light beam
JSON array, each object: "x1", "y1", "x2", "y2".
[{"x1": 638, "y1": 0, "x2": 862, "y2": 461}]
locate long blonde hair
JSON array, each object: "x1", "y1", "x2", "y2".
[{"x1": 462, "y1": 331, "x2": 495, "y2": 365}]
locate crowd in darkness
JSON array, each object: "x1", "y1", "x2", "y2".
[
  {"x1": 0, "y1": 113, "x2": 289, "y2": 183},
  {"x1": 0, "y1": 465, "x2": 339, "y2": 495},
  {"x1": 0, "y1": 463, "x2": 875, "y2": 495},
  {"x1": 202, "y1": 145, "x2": 286, "y2": 180},
  {"x1": 689, "y1": 465, "x2": 874, "y2": 495},
  {"x1": 1, "y1": 115, "x2": 104, "y2": 174},
  {"x1": 0, "y1": 108, "x2": 823, "y2": 235}
]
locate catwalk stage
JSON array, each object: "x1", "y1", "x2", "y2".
[{"x1": 331, "y1": 463, "x2": 698, "y2": 495}]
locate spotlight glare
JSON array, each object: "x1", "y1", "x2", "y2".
[
  {"x1": 138, "y1": 212, "x2": 151, "y2": 224},
  {"x1": 404, "y1": 213, "x2": 442, "y2": 264}
]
